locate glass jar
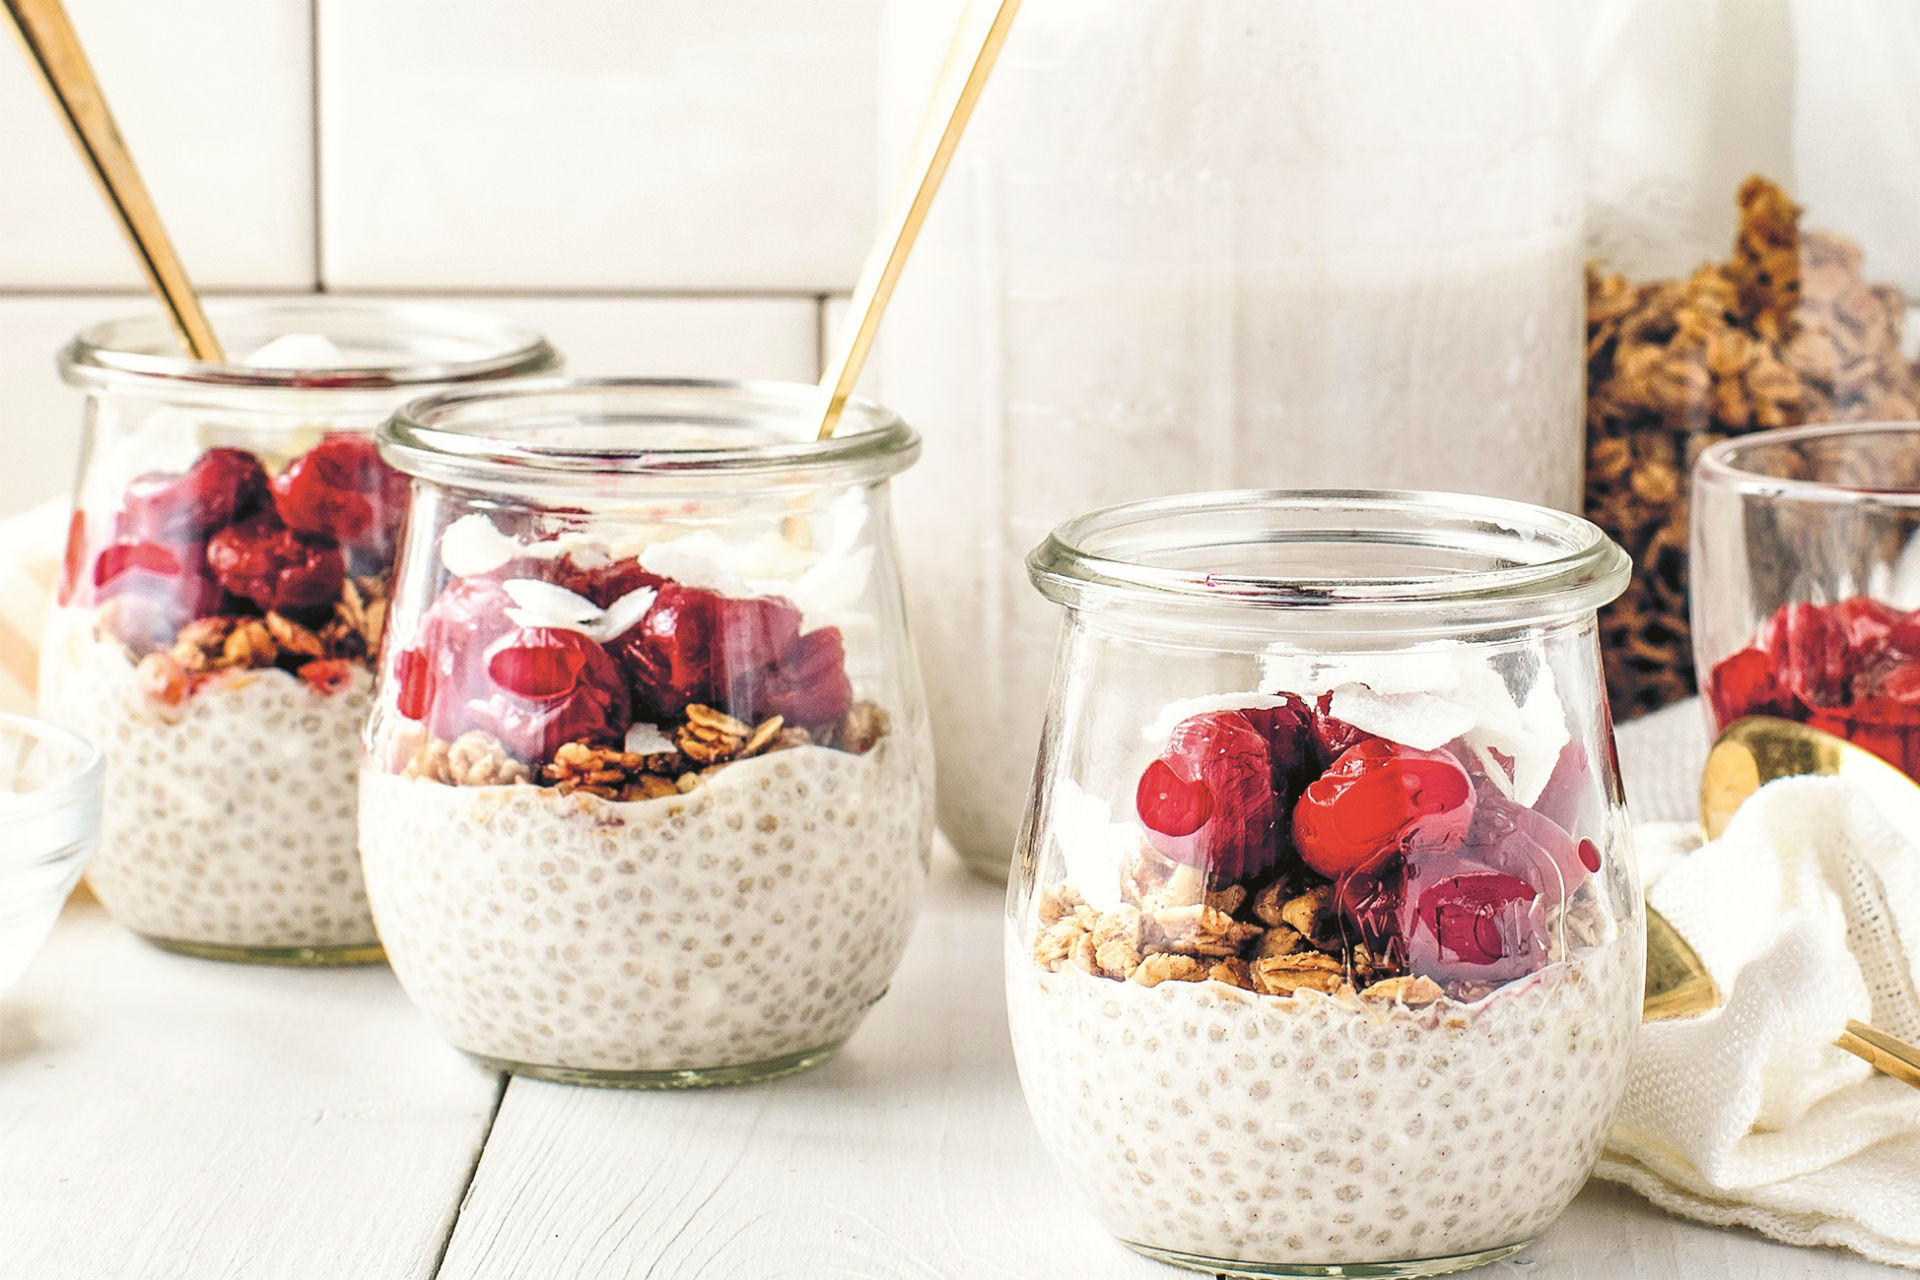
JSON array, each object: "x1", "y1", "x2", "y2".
[
  {"x1": 363, "y1": 379, "x2": 935, "y2": 1088},
  {"x1": 1584, "y1": 1, "x2": 1920, "y2": 718},
  {"x1": 879, "y1": 0, "x2": 1590, "y2": 879},
  {"x1": 1006, "y1": 491, "x2": 1641, "y2": 1277},
  {"x1": 37, "y1": 301, "x2": 557, "y2": 964},
  {"x1": 1693, "y1": 422, "x2": 1920, "y2": 777}
]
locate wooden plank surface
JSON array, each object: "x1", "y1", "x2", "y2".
[
  {"x1": 442, "y1": 855, "x2": 1900, "y2": 1279},
  {"x1": 0, "y1": 904, "x2": 501, "y2": 1280}
]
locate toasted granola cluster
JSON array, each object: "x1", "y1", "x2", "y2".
[
  {"x1": 1586, "y1": 175, "x2": 1920, "y2": 716},
  {"x1": 1032, "y1": 844, "x2": 1444, "y2": 1007},
  {"x1": 127, "y1": 576, "x2": 387, "y2": 707},
  {"x1": 399, "y1": 699, "x2": 887, "y2": 800}
]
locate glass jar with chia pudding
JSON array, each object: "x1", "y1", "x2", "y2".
[
  {"x1": 1007, "y1": 491, "x2": 1643, "y2": 1278},
  {"x1": 362, "y1": 379, "x2": 935, "y2": 1088},
  {"x1": 38, "y1": 302, "x2": 558, "y2": 964}
]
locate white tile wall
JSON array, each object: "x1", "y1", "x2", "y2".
[
  {"x1": 317, "y1": 0, "x2": 880, "y2": 292},
  {"x1": 0, "y1": 1, "x2": 314, "y2": 289},
  {"x1": 0, "y1": 2, "x2": 889, "y2": 517}
]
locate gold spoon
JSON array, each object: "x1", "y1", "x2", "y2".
[
  {"x1": 5, "y1": 0, "x2": 224, "y2": 360},
  {"x1": 813, "y1": 0, "x2": 1023, "y2": 440},
  {"x1": 1640, "y1": 715, "x2": 1920, "y2": 1091}
]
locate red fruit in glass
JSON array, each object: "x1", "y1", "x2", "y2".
[
  {"x1": 1135, "y1": 710, "x2": 1283, "y2": 882},
  {"x1": 1309, "y1": 690, "x2": 1374, "y2": 767},
  {"x1": 394, "y1": 577, "x2": 518, "y2": 741},
  {"x1": 750, "y1": 626, "x2": 854, "y2": 728},
  {"x1": 1706, "y1": 647, "x2": 1798, "y2": 725},
  {"x1": 1292, "y1": 739, "x2": 1475, "y2": 879},
  {"x1": 1757, "y1": 601, "x2": 1850, "y2": 707},
  {"x1": 120, "y1": 447, "x2": 269, "y2": 542},
  {"x1": 271, "y1": 434, "x2": 410, "y2": 561},
  {"x1": 1243, "y1": 694, "x2": 1316, "y2": 793},
  {"x1": 468, "y1": 627, "x2": 631, "y2": 763},
  {"x1": 207, "y1": 515, "x2": 345, "y2": 613},
  {"x1": 610, "y1": 584, "x2": 804, "y2": 721},
  {"x1": 92, "y1": 538, "x2": 224, "y2": 634},
  {"x1": 579, "y1": 557, "x2": 666, "y2": 608},
  {"x1": 1401, "y1": 855, "x2": 1546, "y2": 984},
  {"x1": 1464, "y1": 791, "x2": 1594, "y2": 898}
]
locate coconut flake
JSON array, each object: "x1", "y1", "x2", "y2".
[
  {"x1": 500, "y1": 579, "x2": 604, "y2": 635},
  {"x1": 244, "y1": 332, "x2": 348, "y2": 369},
  {"x1": 1049, "y1": 778, "x2": 1134, "y2": 911},
  {"x1": 591, "y1": 586, "x2": 657, "y2": 643},
  {"x1": 1325, "y1": 684, "x2": 1476, "y2": 752},
  {"x1": 440, "y1": 514, "x2": 522, "y2": 577},
  {"x1": 623, "y1": 722, "x2": 678, "y2": 756}
]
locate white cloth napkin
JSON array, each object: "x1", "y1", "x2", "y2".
[{"x1": 1595, "y1": 777, "x2": 1920, "y2": 1269}]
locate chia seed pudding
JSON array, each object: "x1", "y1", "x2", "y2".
[{"x1": 364, "y1": 382, "x2": 935, "y2": 1086}]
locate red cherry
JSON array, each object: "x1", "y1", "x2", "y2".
[
  {"x1": 1242, "y1": 695, "x2": 1316, "y2": 793},
  {"x1": 300, "y1": 658, "x2": 355, "y2": 697},
  {"x1": 1404, "y1": 858, "x2": 1544, "y2": 980},
  {"x1": 1137, "y1": 759, "x2": 1214, "y2": 837},
  {"x1": 271, "y1": 434, "x2": 409, "y2": 562},
  {"x1": 610, "y1": 584, "x2": 805, "y2": 721},
  {"x1": 392, "y1": 577, "x2": 517, "y2": 741},
  {"x1": 1577, "y1": 838, "x2": 1603, "y2": 874},
  {"x1": 1464, "y1": 791, "x2": 1593, "y2": 898},
  {"x1": 1757, "y1": 601, "x2": 1850, "y2": 707},
  {"x1": 1706, "y1": 647, "x2": 1797, "y2": 727},
  {"x1": 468, "y1": 627, "x2": 631, "y2": 763},
  {"x1": 1292, "y1": 739, "x2": 1474, "y2": 879},
  {"x1": 91, "y1": 538, "x2": 224, "y2": 641},
  {"x1": 580, "y1": 557, "x2": 667, "y2": 608},
  {"x1": 1135, "y1": 710, "x2": 1283, "y2": 882},
  {"x1": 121, "y1": 448, "x2": 269, "y2": 542},
  {"x1": 749, "y1": 626, "x2": 854, "y2": 728},
  {"x1": 206, "y1": 515, "x2": 345, "y2": 612},
  {"x1": 1309, "y1": 690, "x2": 1375, "y2": 768}
]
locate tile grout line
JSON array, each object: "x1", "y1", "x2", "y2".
[
  {"x1": 428, "y1": 1070, "x2": 510, "y2": 1280},
  {"x1": 309, "y1": 0, "x2": 325, "y2": 292}
]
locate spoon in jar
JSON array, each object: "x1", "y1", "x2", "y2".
[
  {"x1": 1640, "y1": 716, "x2": 1920, "y2": 1091},
  {"x1": 4, "y1": 0, "x2": 225, "y2": 360},
  {"x1": 813, "y1": 0, "x2": 1023, "y2": 440}
]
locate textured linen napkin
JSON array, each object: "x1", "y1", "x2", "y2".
[{"x1": 1594, "y1": 774, "x2": 1920, "y2": 1269}]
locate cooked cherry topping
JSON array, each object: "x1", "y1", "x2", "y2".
[
  {"x1": 1135, "y1": 710, "x2": 1284, "y2": 882},
  {"x1": 580, "y1": 557, "x2": 667, "y2": 608},
  {"x1": 610, "y1": 584, "x2": 803, "y2": 721},
  {"x1": 206, "y1": 515, "x2": 346, "y2": 613},
  {"x1": 91, "y1": 538, "x2": 223, "y2": 645},
  {"x1": 746, "y1": 625, "x2": 854, "y2": 727},
  {"x1": 270, "y1": 433, "x2": 409, "y2": 561},
  {"x1": 1309, "y1": 691, "x2": 1375, "y2": 767},
  {"x1": 1708, "y1": 595, "x2": 1920, "y2": 779},
  {"x1": 120, "y1": 448, "x2": 268, "y2": 542},
  {"x1": 1292, "y1": 740, "x2": 1474, "y2": 879},
  {"x1": 1403, "y1": 857, "x2": 1544, "y2": 980},
  {"x1": 393, "y1": 577, "x2": 517, "y2": 742},
  {"x1": 467, "y1": 627, "x2": 631, "y2": 761}
]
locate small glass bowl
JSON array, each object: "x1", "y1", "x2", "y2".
[
  {"x1": 1693, "y1": 423, "x2": 1920, "y2": 777},
  {"x1": 0, "y1": 714, "x2": 104, "y2": 995}
]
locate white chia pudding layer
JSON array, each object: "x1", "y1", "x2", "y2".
[
  {"x1": 39, "y1": 609, "x2": 376, "y2": 951},
  {"x1": 358, "y1": 737, "x2": 933, "y2": 1074},
  {"x1": 1006, "y1": 931, "x2": 1642, "y2": 1269}
]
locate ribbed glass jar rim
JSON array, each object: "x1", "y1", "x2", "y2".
[
  {"x1": 0, "y1": 712, "x2": 104, "y2": 830},
  {"x1": 1029, "y1": 489, "x2": 1630, "y2": 628},
  {"x1": 380, "y1": 378, "x2": 921, "y2": 494},
  {"x1": 59, "y1": 300, "x2": 556, "y2": 398},
  {"x1": 1695, "y1": 421, "x2": 1920, "y2": 505}
]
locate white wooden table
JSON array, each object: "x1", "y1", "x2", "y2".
[{"x1": 0, "y1": 706, "x2": 1904, "y2": 1279}]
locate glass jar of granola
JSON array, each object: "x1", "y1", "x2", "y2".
[
  {"x1": 1694, "y1": 422, "x2": 1920, "y2": 778},
  {"x1": 38, "y1": 302, "x2": 557, "y2": 964},
  {"x1": 1008, "y1": 490, "x2": 1641, "y2": 1277},
  {"x1": 362, "y1": 379, "x2": 935, "y2": 1087}
]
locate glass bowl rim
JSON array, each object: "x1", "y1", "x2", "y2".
[
  {"x1": 1028, "y1": 488, "x2": 1630, "y2": 618},
  {"x1": 1695, "y1": 421, "x2": 1920, "y2": 505},
  {"x1": 59, "y1": 299, "x2": 558, "y2": 394},
  {"x1": 0, "y1": 712, "x2": 105, "y2": 827},
  {"x1": 379, "y1": 376, "x2": 921, "y2": 487}
]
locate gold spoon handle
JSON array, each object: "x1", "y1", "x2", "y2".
[
  {"x1": 4, "y1": 0, "x2": 224, "y2": 361},
  {"x1": 1839, "y1": 1020, "x2": 1920, "y2": 1091},
  {"x1": 814, "y1": 0, "x2": 1022, "y2": 440}
]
